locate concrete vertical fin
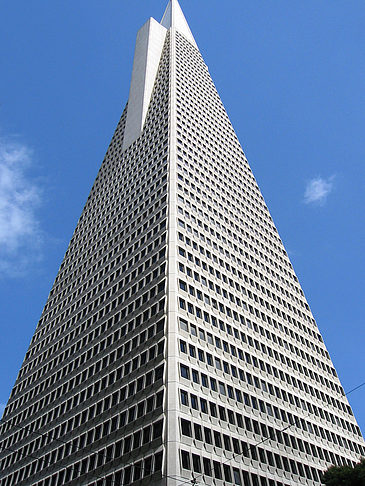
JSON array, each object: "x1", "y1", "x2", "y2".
[{"x1": 123, "y1": 18, "x2": 167, "y2": 151}]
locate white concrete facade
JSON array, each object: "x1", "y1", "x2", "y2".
[
  {"x1": 1, "y1": 2, "x2": 364, "y2": 486},
  {"x1": 161, "y1": 0, "x2": 197, "y2": 48},
  {"x1": 123, "y1": 18, "x2": 167, "y2": 151},
  {"x1": 123, "y1": 0, "x2": 197, "y2": 152}
]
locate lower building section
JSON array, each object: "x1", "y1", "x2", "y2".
[
  {"x1": 42, "y1": 449, "x2": 165, "y2": 486},
  {"x1": 180, "y1": 448, "x2": 321, "y2": 486}
]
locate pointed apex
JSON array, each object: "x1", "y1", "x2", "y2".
[{"x1": 161, "y1": 0, "x2": 197, "y2": 48}]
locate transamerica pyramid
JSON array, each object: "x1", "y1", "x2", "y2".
[{"x1": 0, "y1": 1, "x2": 364, "y2": 485}]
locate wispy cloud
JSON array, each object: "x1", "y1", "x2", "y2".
[
  {"x1": 0, "y1": 137, "x2": 43, "y2": 276},
  {"x1": 304, "y1": 176, "x2": 335, "y2": 205},
  {"x1": 0, "y1": 403, "x2": 5, "y2": 418}
]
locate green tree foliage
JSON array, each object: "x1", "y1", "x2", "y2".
[{"x1": 321, "y1": 459, "x2": 365, "y2": 485}]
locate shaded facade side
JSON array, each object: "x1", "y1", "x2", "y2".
[{"x1": 0, "y1": 33, "x2": 171, "y2": 486}]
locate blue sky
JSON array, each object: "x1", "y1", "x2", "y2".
[{"x1": 0, "y1": 0, "x2": 364, "y2": 436}]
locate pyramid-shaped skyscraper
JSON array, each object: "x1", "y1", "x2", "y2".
[{"x1": 1, "y1": 2, "x2": 364, "y2": 485}]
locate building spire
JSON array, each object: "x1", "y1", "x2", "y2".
[{"x1": 161, "y1": 0, "x2": 197, "y2": 48}]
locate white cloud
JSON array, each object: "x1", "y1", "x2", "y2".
[
  {"x1": 304, "y1": 176, "x2": 334, "y2": 205},
  {"x1": 0, "y1": 138, "x2": 43, "y2": 276}
]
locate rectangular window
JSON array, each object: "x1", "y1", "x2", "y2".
[
  {"x1": 181, "y1": 451, "x2": 190, "y2": 470},
  {"x1": 124, "y1": 466, "x2": 132, "y2": 485},
  {"x1": 180, "y1": 364, "x2": 189, "y2": 379},
  {"x1": 214, "y1": 431, "x2": 222, "y2": 448},
  {"x1": 180, "y1": 318, "x2": 188, "y2": 332},
  {"x1": 203, "y1": 458, "x2": 212, "y2": 476},
  {"x1": 155, "y1": 452, "x2": 163, "y2": 472},
  {"x1": 134, "y1": 462, "x2": 142, "y2": 481},
  {"x1": 201, "y1": 374, "x2": 208, "y2": 388},
  {"x1": 180, "y1": 390, "x2": 189, "y2": 406},
  {"x1": 144, "y1": 456, "x2": 152, "y2": 476},
  {"x1": 204, "y1": 427, "x2": 212, "y2": 444},
  {"x1": 233, "y1": 468, "x2": 242, "y2": 485},
  {"x1": 232, "y1": 438, "x2": 240, "y2": 454},
  {"x1": 192, "y1": 455, "x2": 201, "y2": 473},
  {"x1": 142, "y1": 426, "x2": 151, "y2": 445},
  {"x1": 181, "y1": 419, "x2": 192, "y2": 437},
  {"x1": 153, "y1": 420, "x2": 163, "y2": 440},
  {"x1": 223, "y1": 435, "x2": 232, "y2": 451},
  {"x1": 210, "y1": 402, "x2": 217, "y2": 417},
  {"x1": 213, "y1": 462, "x2": 222, "y2": 480},
  {"x1": 224, "y1": 465, "x2": 232, "y2": 483},
  {"x1": 200, "y1": 398, "x2": 208, "y2": 413},
  {"x1": 194, "y1": 423, "x2": 203, "y2": 441},
  {"x1": 191, "y1": 395, "x2": 198, "y2": 410}
]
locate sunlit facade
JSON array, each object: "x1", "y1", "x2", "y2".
[{"x1": 0, "y1": 2, "x2": 364, "y2": 485}]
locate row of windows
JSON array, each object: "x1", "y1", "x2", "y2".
[
  {"x1": 177, "y1": 221, "x2": 310, "y2": 319},
  {"x1": 180, "y1": 418, "x2": 323, "y2": 481},
  {"x1": 6, "y1": 287, "x2": 166, "y2": 422},
  {"x1": 1, "y1": 376, "x2": 164, "y2": 482},
  {"x1": 1, "y1": 35, "x2": 171, "y2": 482},
  {"x1": 1, "y1": 338, "x2": 165, "y2": 453},
  {"x1": 22, "y1": 232, "x2": 166, "y2": 374},
  {"x1": 81, "y1": 155, "x2": 167, "y2": 255},
  {"x1": 178, "y1": 297, "x2": 354, "y2": 427},
  {"x1": 175, "y1": 120, "x2": 304, "y2": 302},
  {"x1": 176, "y1": 157, "x2": 275, "y2": 255},
  {"x1": 177, "y1": 173, "x2": 302, "y2": 301},
  {"x1": 15, "y1": 274, "x2": 166, "y2": 398},
  {"x1": 44, "y1": 167, "x2": 167, "y2": 329},
  {"x1": 55, "y1": 188, "x2": 165, "y2": 298},
  {"x1": 177, "y1": 228, "x2": 314, "y2": 335},
  {"x1": 178, "y1": 244, "x2": 328, "y2": 364},
  {"x1": 177, "y1": 179, "x2": 294, "y2": 282},
  {"x1": 178, "y1": 273, "x2": 338, "y2": 396},
  {"x1": 2, "y1": 387, "x2": 164, "y2": 475},
  {"x1": 180, "y1": 412, "x2": 353, "y2": 479},
  {"x1": 179, "y1": 336, "x2": 357, "y2": 441},
  {"x1": 179, "y1": 362, "x2": 363, "y2": 454},
  {"x1": 180, "y1": 449, "x2": 317, "y2": 486},
  {"x1": 176, "y1": 137, "x2": 285, "y2": 283},
  {"x1": 176, "y1": 143, "x2": 286, "y2": 267},
  {"x1": 51, "y1": 194, "x2": 167, "y2": 312},
  {"x1": 177, "y1": 155, "x2": 282, "y2": 262},
  {"x1": 178, "y1": 310, "x2": 351, "y2": 425},
  {"x1": 28, "y1": 214, "x2": 167, "y2": 363},
  {"x1": 58, "y1": 180, "x2": 167, "y2": 298},
  {"x1": 175, "y1": 55, "x2": 249, "y2": 188},
  {"x1": 175, "y1": 33, "x2": 284, "y2": 252},
  {"x1": 39, "y1": 214, "x2": 166, "y2": 342},
  {"x1": 176, "y1": 153, "x2": 285, "y2": 269},
  {"x1": 3, "y1": 447, "x2": 163, "y2": 486},
  {"x1": 85, "y1": 129, "x2": 167, "y2": 227},
  {"x1": 176, "y1": 184, "x2": 296, "y2": 292}
]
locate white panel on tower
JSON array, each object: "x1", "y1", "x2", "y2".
[{"x1": 123, "y1": 18, "x2": 167, "y2": 151}]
